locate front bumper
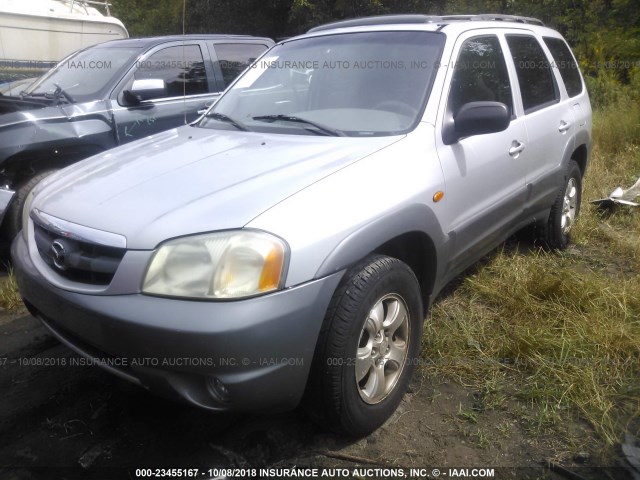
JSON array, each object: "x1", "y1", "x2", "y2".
[
  {"x1": 0, "y1": 187, "x2": 15, "y2": 224},
  {"x1": 12, "y1": 234, "x2": 344, "y2": 412}
]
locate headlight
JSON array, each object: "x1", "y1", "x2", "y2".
[{"x1": 142, "y1": 230, "x2": 287, "y2": 300}]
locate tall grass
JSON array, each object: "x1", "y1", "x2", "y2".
[
  {"x1": 591, "y1": 99, "x2": 640, "y2": 158},
  {"x1": 427, "y1": 252, "x2": 640, "y2": 446}
]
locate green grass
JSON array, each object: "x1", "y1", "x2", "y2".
[{"x1": 425, "y1": 99, "x2": 640, "y2": 458}]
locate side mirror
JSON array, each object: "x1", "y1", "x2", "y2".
[
  {"x1": 123, "y1": 79, "x2": 166, "y2": 104},
  {"x1": 443, "y1": 101, "x2": 510, "y2": 145}
]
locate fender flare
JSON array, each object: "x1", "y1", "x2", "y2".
[{"x1": 315, "y1": 203, "x2": 446, "y2": 287}]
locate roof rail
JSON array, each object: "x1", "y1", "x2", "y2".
[{"x1": 308, "y1": 14, "x2": 544, "y2": 33}]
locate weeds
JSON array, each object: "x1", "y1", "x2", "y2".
[
  {"x1": 496, "y1": 420, "x2": 514, "y2": 438},
  {"x1": 457, "y1": 404, "x2": 479, "y2": 424},
  {"x1": 0, "y1": 270, "x2": 24, "y2": 312}
]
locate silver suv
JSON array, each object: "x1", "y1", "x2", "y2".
[{"x1": 13, "y1": 15, "x2": 591, "y2": 436}]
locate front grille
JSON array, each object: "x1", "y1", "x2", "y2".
[{"x1": 34, "y1": 222, "x2": 126, "y2": 285}]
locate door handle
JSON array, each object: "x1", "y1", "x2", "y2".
[
  {"x1": 509, "y1": 141, "x2": 526, "y2": 157},
  {"x1": 558, "y1": 120, "x2": 571, "y2": 133}
]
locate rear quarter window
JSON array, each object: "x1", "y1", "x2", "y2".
[{"x1": 543, "y1": 37, "x2": 583, "y2": 97}]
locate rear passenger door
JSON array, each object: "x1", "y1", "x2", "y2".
[
  {"x1": 435, "y1": 33, "x2": 529, "y2": 274},
  {"x1": 111, "y1": 41, "x2": 218, "y2": 143},
  {"x1": 504, "y1": 33, "x2": 576, "y2": 214}
]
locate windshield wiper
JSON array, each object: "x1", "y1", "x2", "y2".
[
  {"x1": 204, "y1": 111, "x2": 249, "y2": 131},
  {"x1": 20, "y1": 91, "x2": 44, "y2": 98},
  {"x1": 19, "y1": 91, "x2": 60, "y2": 103},
  {"x1": 20, "y1": 84, "x2": 75, "y2": 104},
  {"x1": 52, "y1": 83, "x2": 75, "y2": 103},
  {"x1": 252, "y1": 114, "x2": 344, "y2": 137}
]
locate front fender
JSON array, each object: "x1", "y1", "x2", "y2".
[
  {"x1": 0, "y1": 101, "x2": 116, "y2": 170},
  {"x1": 0, "y1": 120, "x2": 117, "y2": 183}
]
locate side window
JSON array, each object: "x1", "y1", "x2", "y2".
[
  {"x1": 543, "y1": 37, "x2": 583, "y2": 97},
  {"x1": 506, "y1": 35, "x2": 558, "y2": 112},
  {"x1": 213, "y1": 43, "x2": 269, "y2": 89},
  {"x1": 134, "y1": 45, "x2": 209, "y2": 98},
  {"x1": 448, "y1": 35, "x2": 513, "y2": 116}
]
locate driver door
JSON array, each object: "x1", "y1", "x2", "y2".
[{"x1": 435, "y1": 32, "x2": 529, "y2": 274}]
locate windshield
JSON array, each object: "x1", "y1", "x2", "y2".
[
  {"x1": 198, "y1": 31, "x2": 444, "y2": 137},
  {"x1": 24, "y1": 47, "x2": 140, "y2": 102}
]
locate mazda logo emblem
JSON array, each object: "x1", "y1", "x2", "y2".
[{"x1": 51, "y1": 240, "x2": 68, "y2": 271}]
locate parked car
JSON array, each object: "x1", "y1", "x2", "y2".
[
  {"x1": 13, "y1": 15, "x2": 591, "y2": 436},
  {"x1": 0, "y1": 78, "x2": 37, "y2": 96},
  {"x1": 0, "y1": 34, "x2": 274, "y2": 239}
]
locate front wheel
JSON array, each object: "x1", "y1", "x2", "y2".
[
  {"x1": 309, "y1": 255, "x2": 423, "y2": 436},
  {"x1": 3, "y1": 170, "x2": 58, "y2": 240}
]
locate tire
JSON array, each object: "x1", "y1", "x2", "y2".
[
  {"x1": 538, "y1": 160, "x2": 582, "y2": 249},
  {"x1": 308, "y1": 255, "x2": 423, "y2": 436},
  {"x1": 3, "y1": 170, "x2": 57, "y2": 240}
]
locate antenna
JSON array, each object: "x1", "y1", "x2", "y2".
[{"x1": 182, "y1": 0, "x2": 187, "y2": 126}]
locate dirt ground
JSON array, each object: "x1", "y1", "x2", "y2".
[{"x1": 0, "y1": 299, "x2": 634, "y2": 480}]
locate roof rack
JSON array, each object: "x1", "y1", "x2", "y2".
[
  {"x1": 308, "y1": 14, "x2": 544, "y2": 33},
  {"x1": 68, "y1": 0, "x2": 113, "y2": 16}
]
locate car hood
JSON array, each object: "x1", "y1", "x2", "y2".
[
  {"x1": 0, "y1": 97, "x2": 110, "y2": 129},
  {"x1": 0, "y1": 95, "x2": 63, "y2": 119},
  {"x1": 33, "y1": 125, "x2": 402, "y2": 249}
]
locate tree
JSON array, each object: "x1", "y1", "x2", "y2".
[
  {"x1": 110, "y1": 0, "x2": 183, "y2": 36},
  {"x1": 110, "y1": 0, "x2": 640, "y2": 95}
]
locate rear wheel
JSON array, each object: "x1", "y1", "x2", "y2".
[
  {"x1": 3, "y1": 170, "x2": 57, "y2": 240},
  {"x1": 538, "y1": 160, "x2": 582, "y2": 249},
  {"x1": 308, "y1": 255, "x2": 423, "y2": 436}
]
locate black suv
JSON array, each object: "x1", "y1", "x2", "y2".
[{"x1": 0, "y1": 35, "x2": 273, "y2": 239}]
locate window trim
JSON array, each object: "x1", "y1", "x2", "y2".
[{"x1": 134, "y1": 92, "x2": 220, "y2": 107}]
